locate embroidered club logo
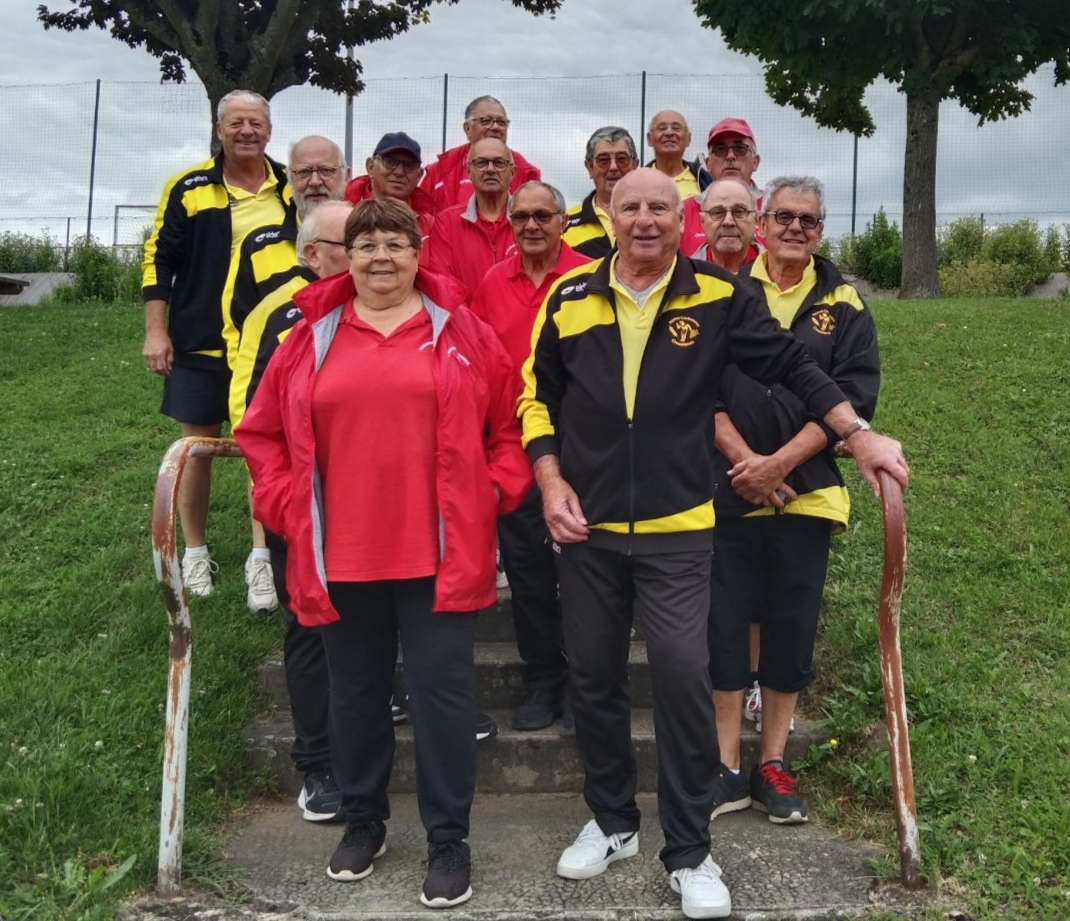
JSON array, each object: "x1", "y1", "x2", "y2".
[
  {"x1": 668, "y1": 316, "x2": 700, "y2": 347},
  {"x1": 811, "y1": 309, "x2": 835, "y2": 335}
]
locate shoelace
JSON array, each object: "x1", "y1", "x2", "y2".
[
  {"x1": 574, "y1": 819, "x2": 608, "y2": 846},
  {"x1": 744, "y1": 685, "x2": 762, "y2": 715},
  {"x1": 248, "y1": 559, "x2": 274, "y2": 591},
  {"x1": 342, "y1": 822, "x2": 379, "y2": 846},
  {"x1": 430, "y1": 841, "x2": 468, "y2": 872},
  {"x1": 184, "y1": 556, "x2": 217, "y2": 583},
  {"x1": 675, "y1": 857, "x2": 723, "y2": 885},
  {"x1": 759, "y1": 763, "x2": 797, "y2": 794}
]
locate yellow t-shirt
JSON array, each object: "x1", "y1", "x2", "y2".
[
  {"x1": 594, "y1": 201, "x2": 615, "y2": 246},
  {"x1": 672, "y1": 167, "x2": 700, "y2": 201},
  {"x1": 225, "y1": 164, "x2": 286, "y2": 259},
  {"x1": 748, "y1": 252, "x2": 817, "y2": 329}
]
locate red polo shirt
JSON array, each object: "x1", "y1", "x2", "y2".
[{"x1": 469, "y1": 242, "x2": 591, "y2": 378}]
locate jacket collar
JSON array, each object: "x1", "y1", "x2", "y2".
[{"x1": 585, "y1": 248, "x2": 701, "y2": 304}]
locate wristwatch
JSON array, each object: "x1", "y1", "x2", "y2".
[{"x1": 840, "y1": 418, "x2": 871, "y2": 441}]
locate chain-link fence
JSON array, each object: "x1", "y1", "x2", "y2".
[{"x1": 2, "y1": 69, "x2": 1068, "y2": 250}]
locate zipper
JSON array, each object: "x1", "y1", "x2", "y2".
[{"x1": 627, "y1": 419, "x2": 635, "y2": 555}]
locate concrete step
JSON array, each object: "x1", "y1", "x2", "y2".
[
  {"x1": 260, "y1": 640, "x2": 653, "y2": 711},
  {"x1": 223, "y1": 792, "x2": 930, "y2": 920},
  {"x1": 247, "y1": 708, "x2": 826, "y2": 796}
]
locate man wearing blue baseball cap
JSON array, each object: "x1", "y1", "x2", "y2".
[{"x1": 345, "y1": 132, "x2": 435, "y2": 237}]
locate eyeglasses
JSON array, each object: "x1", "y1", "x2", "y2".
[
  {"x1": 290, "y1": 166, "x2": 340, "y2": 181},
  {"x1": 348, "y1": 240, "x2": 415, "y2": 258},
  {"x1": 468, "y1": 158, "x2": 513, "y2": 172},
  {"x1": 703, "y1": 206, "x2": 755, "y2": 222},
  {"x1": 470, "y1": 116, "x2": 510, "y2": 129},
  {"x1": 591, "y1": 153, "x2": 635, "y2": 169},
  {"x1": 375, "y1": 155, "x2": 421, "y2": 175},
  {"x1": 312, "y1": 238, "x2": 346, "y2": 248},
  {"x1": 509, "y1": 210, "x2": 561, "y2": 226},
  {"x1": 708, "y1": 142, "x2": 752, "y2": 158},
  {"x1": 768, "y1": 208, "x2": 823, "y2": 231}
]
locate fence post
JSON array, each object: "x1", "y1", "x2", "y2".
[
  {"x1": 87, "y1": 78, "x2": 101, "y2": 240},
  {"x1": 639, "y1": 71, "x2": 647, "y2": 165},
  {"x1": 441, "y1": 73, "x2": 449, "y2": 154},
  {"x1": 344, "y1": 0, "x2": 355, "y2": 168},
  {"x1": 64, "y1": 218, "x2": 71, "y2": 271},
  {"x1": 851, "y1": 133, "x2": 859, "y2": 236}
]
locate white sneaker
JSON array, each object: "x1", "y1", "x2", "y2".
[
  {"x1": 182, "y1": 553, "x2": 217, "y2": 597},
  {"x1": 556, "y1": 819, "x2": 638, "y2": 879},
  {"x1": 670, "y1": 854, "x2": 731, "y2": 919},
  {"x1": 245, "y1": 555, "x2": 279, "y2": 613},
  {"x1": 743, "y1": 681, "x2": 762, "y2": 725}
]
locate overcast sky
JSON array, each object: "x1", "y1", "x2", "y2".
[{"x1": 3, "y1": 0, "x2": 1068, "y2": 243}]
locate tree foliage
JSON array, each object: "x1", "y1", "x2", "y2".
[
  {"x1": 692, "y1": 0, "x2": 1070, "y2": 296},
  {"x1": 37, "y1": 0, "x2": 563, "y2": 117}
]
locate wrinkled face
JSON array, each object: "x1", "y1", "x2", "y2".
[
  {"x1": 289, "y1": 137, "x2": 346, "y2": 216},
  {"x1": 700, "y1": 181, "x2": 757, "y2": 258},
  {"x1": 348, "y1": 229, "x2": 420, "y2": 300},
  {"x1": 509, "y1": 186, "x2": 564, "y2": 261},
  {"x1": 647, "y1": 110, "x2": 691, "y2": 158},
  {"x1": 586, "y1": 139, "x2": 638, "y2": 202},
  {"x1": 463, "y1": 101, "x2": 510, "y2": 143},
  {"x1": 705, "y1": 132, "x2": 760, "y2": 182},
  {"x1": 303, "y1": 207, "x2": 352, "y2": 278},
  {"x1": 611, "y1": 169, "x2": 683, "y2": 271},
  {"x1": 467, "y1": 138, "x2": 514, "y2": 196},
  {"x1": 760, "y1": 188, "x2": 824, "y2": 270},
  {"x1": 366, "y1": 150, "x2": 422, "y2": 201},
  {"x1": 216, "y1": 99, "x2": 271, "y2": 165}
]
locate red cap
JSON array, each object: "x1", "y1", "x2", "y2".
[{"x1": 707, "y1": 118, "x2": 755, "y2": 146}]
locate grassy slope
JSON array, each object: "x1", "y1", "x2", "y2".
[{"x1": 0, "y1": 297, "x2": 1067, "y2": 919}]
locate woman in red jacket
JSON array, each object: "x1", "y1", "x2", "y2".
[{"x1": 235, "y1": 198, "x2": 531, "y2": 909}]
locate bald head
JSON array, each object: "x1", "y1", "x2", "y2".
[
  {"x1": 610, "y1": 169, "x2": 683, "y2": 275},
  {"x1": 647, "y1": 110, "x2": 692, "y2": 161}
]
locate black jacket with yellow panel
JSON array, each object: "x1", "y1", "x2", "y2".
[
  {"x1": 519, "y1": 252, "x2": 849, "y2": 554},
  {"x1": 562, "y1": 192, "x2": 613, "y2": 259},
  {"x1": 141, "y1": 153, "x2": 291, "y2": 369},
  {"x1": 712, "y1": 254, "x2": 880, "y2": 527}
]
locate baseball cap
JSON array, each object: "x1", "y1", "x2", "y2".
[
  {"x1": 373, "y1": 132, "x2": 421, "y2": 162},
  {"x1": 707, "y1": 118, "x2": 756, "y2": 146}
]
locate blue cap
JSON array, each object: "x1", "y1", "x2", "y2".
[{"x1": 373, "y1": 132, "x2": 421, "y2": 162}]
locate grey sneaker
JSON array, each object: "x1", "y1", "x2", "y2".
[
  {"x1": 182, "y1": 553, "x2": 217, "y2": 597},
  {"x1": 750, "y1": 761, "x2": 808, "y2": 824},
  {"x1": 710, "y1": 763, "x2": 751, "y2": 820},
  {"x1": 245, "y1": 555, "x2": 279, "y2": 613}
]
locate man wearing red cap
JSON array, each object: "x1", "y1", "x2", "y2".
[
  {"x1": 344, "y1": 132, "x2": 435, "y2": 237},
  {"x1": 683, "y1": 117, "x2": 764, "y2": 258},
  {"x1": 419, "y1": 95, "x2": 541, "y2": 215}
]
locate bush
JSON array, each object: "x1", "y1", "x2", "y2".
[
  {"x1": 842, "y1": 207, "x2": 902, "y2": 289},
  {"x1": 937, "y1": 217, "x2": 985, "y2": 267},
  {"x1": 0, "y1": 232, "x2": 65, "y2": 273},
  {"x1": 981, "y1": 219, "x2": 1054, "y2": 293},
  {"x1": 45, "y1": 236, "x2": 142, "y2": 303},
  {"x1": 938, "y1": 258, "x2": 1018, "y2": 297}
]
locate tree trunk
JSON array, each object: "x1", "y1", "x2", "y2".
[
  {"x1": 899, "y1": 84, "x2": 940, "y2": 298},
  {"x1": 205, "y1": 83, "x2": 227, "y2": 158}
]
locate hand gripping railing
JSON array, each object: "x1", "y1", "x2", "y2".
[
  {"x1": 874, "y1": 469, "x2": 922, "y2": 888},
  {"x1": 152, "y1": 436, "x2": 244, "y2": 895}
]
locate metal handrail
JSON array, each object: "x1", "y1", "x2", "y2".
[{"x1": 152, "y1": 436, "x2": 244, "y2": 896}]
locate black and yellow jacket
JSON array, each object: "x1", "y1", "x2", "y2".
[
  {"x1": 142, "y1": 154, "x2": 291, "y2": 369},
  {"x1": 519, "y1": 253, "x2": 848, "y2": 554},
  {"x1": 221, "y1": 206, "x2": 302, "y2": 368},
  {"x1": 713, "y1": 254, "x2": 880, "y2": 528},
  {"x1": 562, "y1": 192, "x2": 613, "y2": 259}
]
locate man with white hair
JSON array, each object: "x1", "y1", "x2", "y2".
[
  {"x1": 645, "y1": 109, "x2": 711, "y2": 200},
  {"x1": 419, "y1": 95, "x2": 540, "y2": 214},
  {"x1": 519, "y1": 168, "x2": 908, "y2": 919},
  {"x1": 142, "y1": 89, "x2": 291, "y2": 602}
]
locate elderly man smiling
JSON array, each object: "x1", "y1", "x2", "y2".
[
  {"x1": 519, "y1": 168, "x2": 908, "y2": 920},
  {"x1": 646, "y1": 109, "x2": 711, "y2": 200},
  {"x1": 563, "y1": 126, "x2": 639, "y2": 259}
]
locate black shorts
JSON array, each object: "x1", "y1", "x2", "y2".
[
  {"x1": 160, "y1": 362, "x2": 231, "y2": 426},
  {"x1": 708, "y1": 514, "x2": 832, "y2": 693}
]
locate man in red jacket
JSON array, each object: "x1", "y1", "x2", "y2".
[
  {"x1": 421, "y1": 138, "x2": 518, "y2": 298},
  {"x1": 470, "y1": 181, "x2": 590, "y2": 731},
  {"x1": 419, "y1": 95, "x2": 540, "y2": 214},
  {"x1": 344, "y1": 132, "x2": 435, "y2": 238}
]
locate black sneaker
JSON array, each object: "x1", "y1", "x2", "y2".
[
  {"x1": 710, "y1": 763, "x2": 751, "y2": 820},
  {"x1": 298, "y1": 770, "x2": 342, "y2": 822},
  {"x1": 476, "y1": 710, "x2": 499, "y2": 742},
  {"x1": 513, "y1": 688, "x2": 563, "y2": 731},
  {"x1": 750, "y1": 761, "x2": 808, "y2": 824},
  {"x1": 420, "y1": 840, "x2": 473, "y2": 908},
  {"x1": 326, "y1": 820, "x2": 387, "y2": 881}
]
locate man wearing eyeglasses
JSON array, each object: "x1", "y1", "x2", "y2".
[
  {"x1": 563, "y1": 126, "x2": 640, "y2": 260},
  {"x1": 684, "y1": 118, "x2": 765, "y2": 256},
  {"x1": 421, "y1": 137, "x2": 519, "y2": 298},
  {"x1": 645, "y1": 110, "x2": 712, "y2": 201},
  {"x1": 469, "y1": 182, "x2": 590, "y2": 733},
  {"x1": 692, "y1": 179, "x2": 761, "y2": 272},
  {"x1": 419, "y1": 95, "x2": 541, "y2": 215},
  {"x1": 519, "y1": 168, "x2": 907, "y2": 919},
  {"x1": 708, "y1": 175, "x2": 880, "y2": 830},
  {"x1": 344, "y1": 132, "x2": 435, "y2": 238}
]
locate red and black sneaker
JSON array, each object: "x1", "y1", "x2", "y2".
[{"x1": 750, "y1": 761, "x2": 808, "y2": 824}]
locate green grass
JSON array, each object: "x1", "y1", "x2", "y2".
[{"x1": 1, "y1": 297, "x2": 1068, "y2": 919}]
